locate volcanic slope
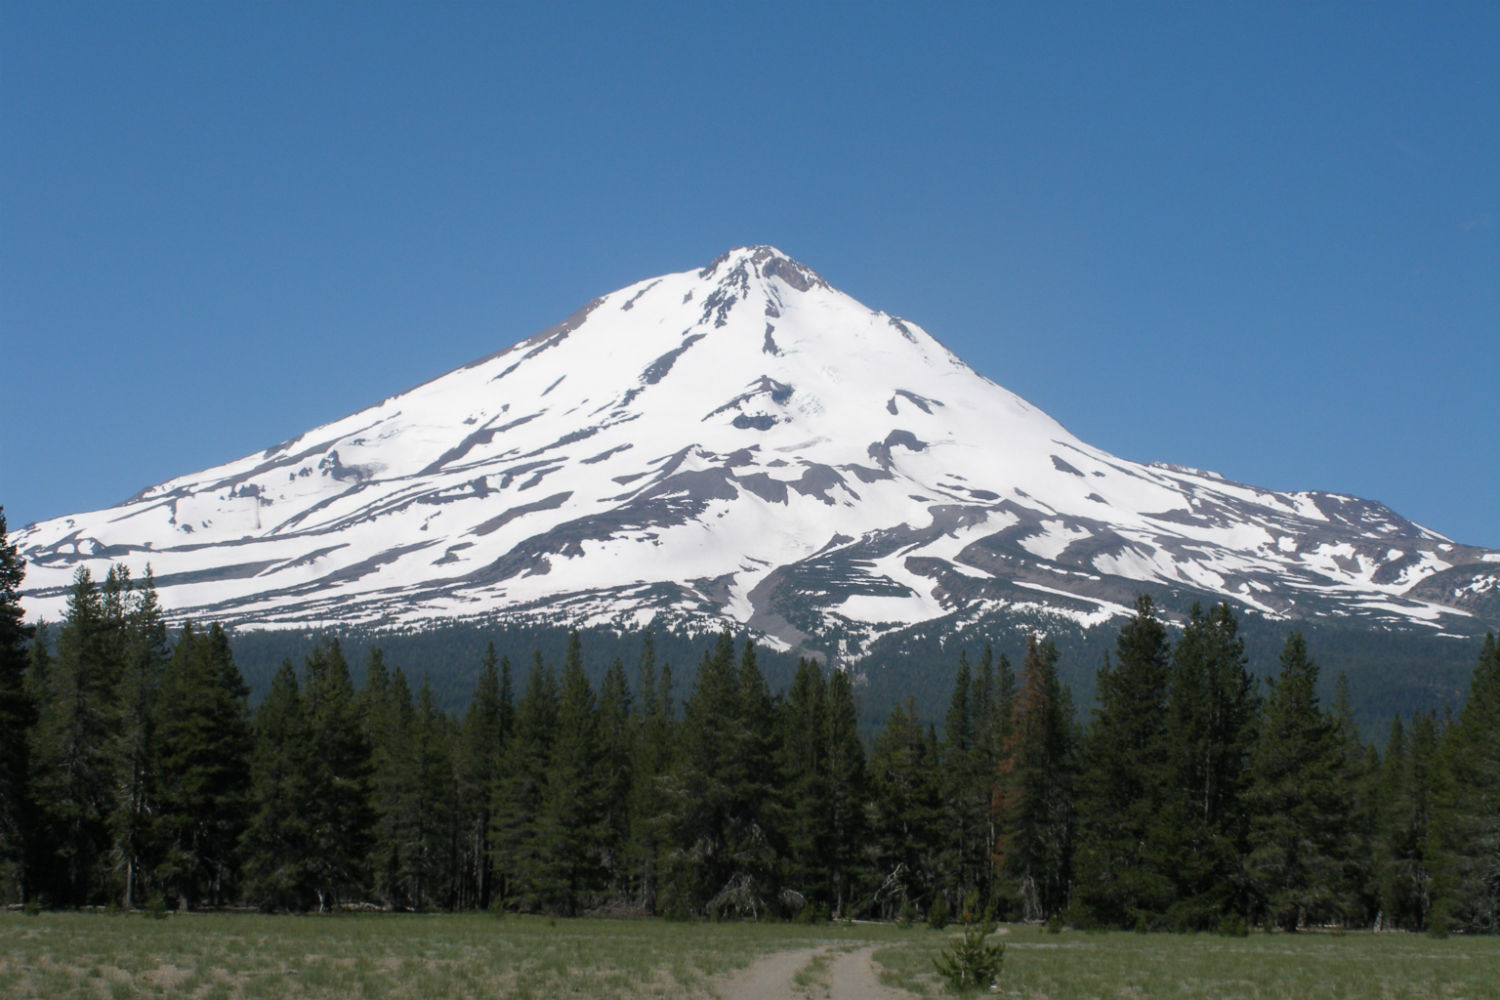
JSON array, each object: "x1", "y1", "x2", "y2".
[{"x1": 13, "y1": 246, "x2": 1498, "y2": 651}]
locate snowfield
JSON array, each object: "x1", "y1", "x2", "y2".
[{"x1": 12, "y1": 246, "x2": 1497, "y2": 650}]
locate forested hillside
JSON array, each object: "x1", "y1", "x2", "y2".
[{"x1": 2, "y1": 511, "x2": 1497, "y2": 933}]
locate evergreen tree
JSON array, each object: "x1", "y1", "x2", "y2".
[
  {"x1": 407, "y1": 679, "x2": 455, "y2": 908},
  {"x1": 533, "y1": 632, "x2": 606, "y2": 914},
  {"x1": 868, "y1": 696, "x2": 944, "y2": 919},
  {"x1": 453, "y1": 644, "x2": 502, "y2": 909},
  {"x1": 1160, "y1": 602, "x2": 1259, "y2": 930},
  {"x1": 776, "y1": 657, "x2": 830, "y2": 912},
  {"x1": 1427, "y1": 633, "x2": 1500, "y2": 933},
  {"x1": 491, "y1": 652, "x2": 557, "y2": 910},
  {"x1": 498, "y1": 649, "x2": 515, "y2": 743},
  {"x1": 992, "y1": 634, "x2": 1074, "y2": 922},
  {"x1": 153, "y1": 622, "x2": 251, "y2": 908},
  {"x1": 30, "y1": 568, "x2": 114, "y2": 905},
  {"x1": 0, "y1": 508, "x2": 37, "y2": 904},
  {"x1": 300, "y1": 639, "x2": 371, "y2": 909},
  {"x1": 105, "y1": 567, "x2": 169, "y2": 908},
  {"x1": 938, "y1": 651, "x2": 984, "y2": 912},
  {"x1": 1377, "y1": 711, "x2": 1438, "y2": 930},
  {"x1": 357, "y1": 646, "x2": 392, "y2": 750},
  {"x1": 1329, "y1": 673, "x2": 1378, "y2": 925},
  {"x1": 627, "y1": 632, "x2": 674, "y2": 913},
  {"x1": 1070, "y1": 595, "x2": 1174, "y2": 928},
  {"x1": 19, "y1": 622, "x2": 50, "y2": 902},
  {"x1": 367, "y1": 664, "x2": 415, "y2": 907},
  {"x1": 240, "y1": 662, "x2": 315, "y2": 910},
  {"x1": 595, "y1": 654, "x2": 634, "y2": 900},
  {"x1": 823, "y1": 665, "x2": 867, "y2": 918},
  {"x1": 1246, "y1": 632, "x2": 1346, "y2": 931},
  {"x1": 662, "y1": 631, "x2": 779, "y2": 917}
]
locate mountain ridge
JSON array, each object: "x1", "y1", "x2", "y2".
[{"x1": 13, "y1": 246, "x2": 1498, "y2": 655}]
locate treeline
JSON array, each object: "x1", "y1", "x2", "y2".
[{"x1": 0, "y1": 529, "x2": 1496, "y2": 932}]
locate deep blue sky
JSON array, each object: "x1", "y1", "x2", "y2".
[{"x1": 4, "y1": 2, "x2": 1497, "y2": 547}]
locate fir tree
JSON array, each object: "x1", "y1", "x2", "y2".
[
  {"x1": 992, "y1": 634, "x2": 1073, "y2": 922},
  {"x1": 357, "y1": 646, "x2": 392, "y2": 749},
  {"x1": 595, "y1": 654, "x2": 634, "y2": 899},
  {"x1": 153, "y1": 622, "x2": 251, "y2": 908},
  {"x1": 407, "y1": 679, "x2": 455, "y2": 908},
  {"x1": 533, "y1": 633, "x2": 606, "y2": 914},
  {"x1": 367, "y1": 664, "x2": 415, "y2": 907},
  {"x1": 1071, "y1": 595, "x2": 1173, "y2": 928},
  {"x1": 776, "y1": 657, "x2": 830, "y2": 911},
  {"x1": 453, "y1": 644, "x2": 502, "y2": 910},
  {"x1": 1160, "y1": 602, "x2": 1259, "y2": 930},
  {"x1": 868, "y1": 697, "x2": 944, "y2": 919},
  {"x1": 1329, "y1": 673, "x2": 1377, "y2": 925},
  {"x1": 30, "y1": 568, "x2": 114, "y2": 905},
  {"x1": 1427, "y1": 633, "x2": 1500, "y2": 933},
  {"x1": 491, "y1": 653, "x2": 557, "y2": 910},
  {"x1": 300, "y1": 639, "x2": 371, "y2": 909},
  {"x1": 1246, "y1": 632, "x2": 1346, "y2": 931},
  {"x1": 825, "y1": 665, "x2": 867, "y2": 919},
  {"x1": 1377, "y1": 711, "x2": 1438, "y2": 930},
  {"x1": 627, "y1": 632, "x2": 674, "y2": 913},
  {"x1": 240, "y1": 661, "x2": 315, "y2": 910},
  {"x1": 106, "y1": 567, "x2": 168, "y2": 908},
  {"x1": 939, "y1": 651, "x2": 986, "y2": 912},
  {"x1": 663, "y1": 631, "x2": 779, "y2": 917},
  {"x1": 0, "y1": 508, "x2": 37, "y2": 904}
]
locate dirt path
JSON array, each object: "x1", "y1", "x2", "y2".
[
  {"x1": 712, "y1": 944, "x2": 916, "y2": 1000},
  {"x1": 712, "y1": 947, "x2": 823, "y2": 1000},
  {"x1": 824, "y1": 945, "x2": 914, "y2": 1000}
]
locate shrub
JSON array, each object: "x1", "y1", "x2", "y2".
[
  {"x1": 1428, "y1": 903, "x2": 1453, "y2": 940},
  {"x1": 928, "y1": 892, "x2": 951, "y2": 930},
  {"x1": 1216, "y1": 912, "x2": 1249, "y2": 938}
]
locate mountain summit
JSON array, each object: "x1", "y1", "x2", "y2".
[{"x1": 14, "y1": 246, "x2": 1498, "y2": 651}]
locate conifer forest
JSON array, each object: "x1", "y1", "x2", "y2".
[{"x1": 1, "y1": 508, "x2": 1497, "y2": 935}]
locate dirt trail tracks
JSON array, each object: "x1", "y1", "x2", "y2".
[{"x1": 713, "y1": 944, "x2": 916, "y2": 1000}]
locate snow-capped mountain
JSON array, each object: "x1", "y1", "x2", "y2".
[{"x1": 13, "y1": 247, "x2": 1498, "y2": 652}]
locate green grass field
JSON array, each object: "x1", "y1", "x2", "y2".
[{"x1": 1, "y1": 912, "x2": 1495, "y2": 999}]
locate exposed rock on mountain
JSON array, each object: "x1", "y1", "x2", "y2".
[{"x1": 14, "y1": 246, "x2": 1498, "y2": 652}]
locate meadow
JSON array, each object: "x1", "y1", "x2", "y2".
[{"x1": 0, "y1": 911, "x2": 1495, "y2": 999}]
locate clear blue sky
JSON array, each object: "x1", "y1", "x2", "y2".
[{"x1": 4, "y1": 2, "x2": 1497, "y2": 547}]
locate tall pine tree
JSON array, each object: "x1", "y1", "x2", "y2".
[
  {"x1": 533, "y1": 632, "x2": 606, "y2": 914},
  {"x1": 1427, "y1": 633, "x2": 1500, "y2": 933},
  {"x1": 1160, "y1": 602, "x2": 1259, "y2": 930},
  {"x1": 868, "y1": 696, "x2": 944, "y2": 918},
  {"x1": 627, "y1": 632, "x2": 675, "y2": 913},
  {"x1": 662, "y1": 632, "x2": 779, "y2": 917},
  {"x1": 776, "y1": 657, "x2": 831, "y2": 912},
  {"x1": 1246, "y1": 632, "x2": 1346, "y2": 931},
  {"x1": 1071, "y1": 595, "x2": 1174, "y2": 928},
  {"x1": 993, "y1": 634, "x2": 1074, "y2": 922},
  {"x1": 240, "y1": 661, "x2": 315, "y2": 910},
  {"x1": 0, "y1": 508, "x2": 37, "y2": 904},
  {"x1": 453, "y1": 644, "x2": 502, "y2": 910},
  {"x1": 1376, "y1": 711, "x2": 1438, "y2": 930},
  {"x1": 825, "y1": 664, "x2": 867, "y2": 919},
  {"x1": 300, "y1": 639, "x2": 371, "y2": 909},
  {"x1": 105, "y1": 567, "x2": 168, "y2": 908},
  {"x1": 153, "y1": 622, "x2": 251, "y2": 908},
  {"x1": 30, "y1": 568, "x2": 114, "y2": 905},
  {"x1": 491, "y1": 652, "x2": 557, "y2": 910}
]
